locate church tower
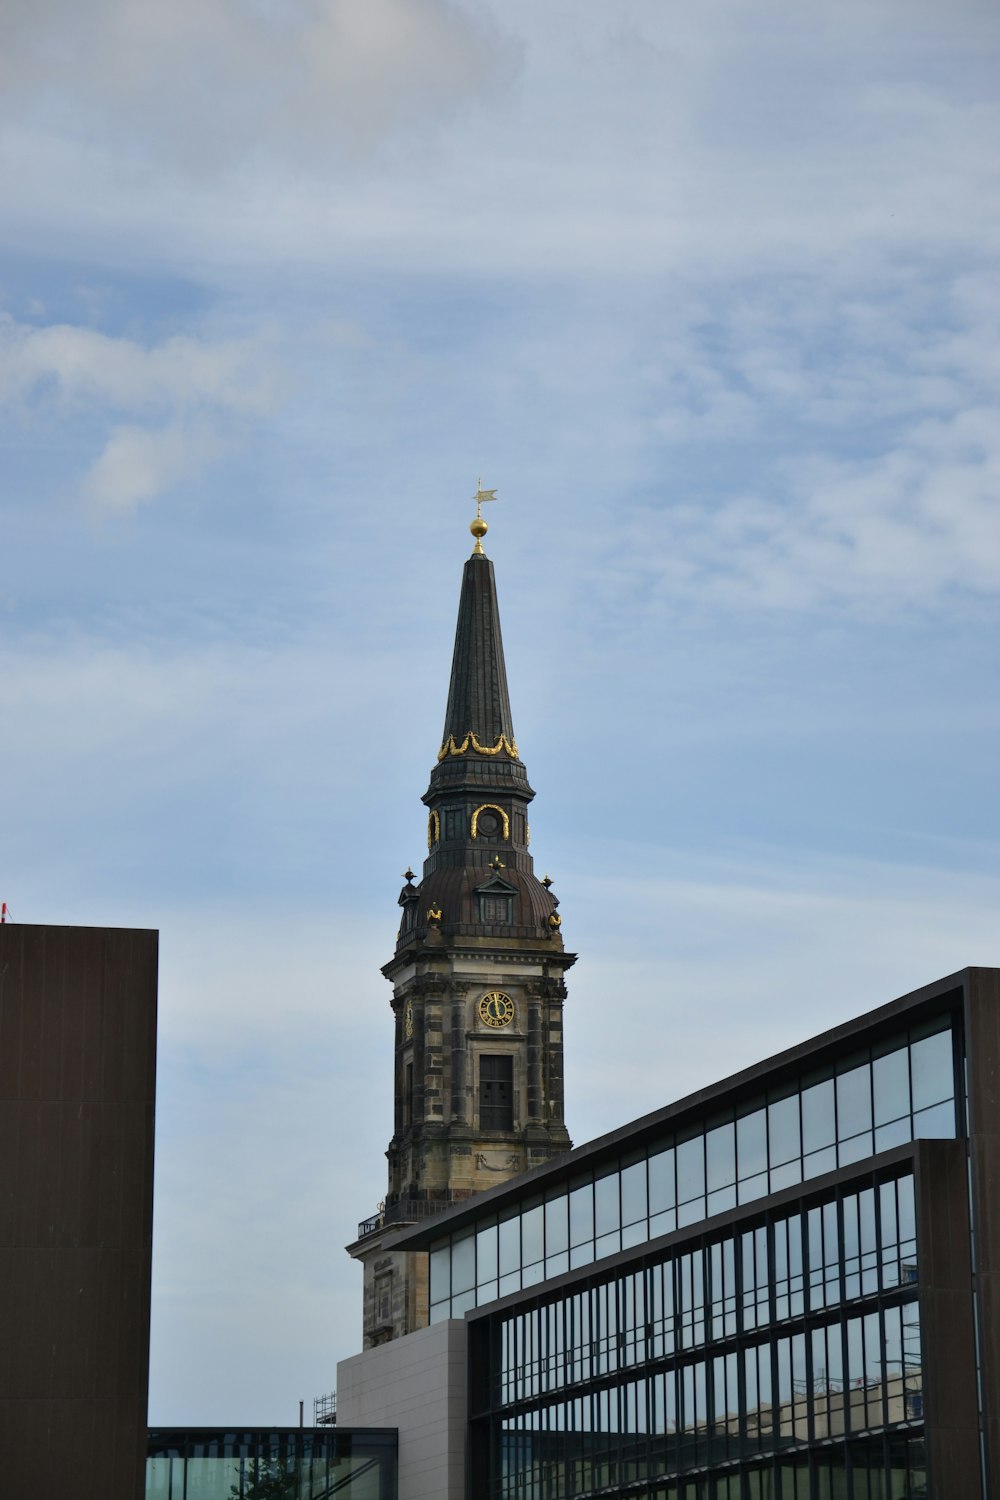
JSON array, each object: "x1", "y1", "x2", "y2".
[{"x1": 348, "y1": 492, "x2": 574, "y2": 1347}]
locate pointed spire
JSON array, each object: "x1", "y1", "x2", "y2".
[
  {"x1": 439, "y1": 550, "x2": 517, "y2": 756},
  {"x1": 394, "y1": 487, "x2": 563, "y2": 952},
  {"x1": 427, "y1": 487, "x2": 531, "y2": 800}
]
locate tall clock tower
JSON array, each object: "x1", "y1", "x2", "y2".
[{"x1": 347, "y1": 494, "x2": 574, "y2": 1347}]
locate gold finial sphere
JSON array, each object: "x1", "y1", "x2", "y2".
[{"x1": 470, "y1": 517, "x2": 488, "y2": 539}]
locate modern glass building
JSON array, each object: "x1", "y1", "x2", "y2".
[
  {"x1": 146, "y1": 1427, "x2": 397, "y2": 1499},
  {"x1": 375, "y1": 966, "x2": 1000, "y2": 1499}
]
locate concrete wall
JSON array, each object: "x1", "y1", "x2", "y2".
[
  {"x1": 0, "y1": 922, "x2": 158, "y2": 1500},
  {"x1": 337, "y1": 1320, "x2": 467, "y2": 1500}
]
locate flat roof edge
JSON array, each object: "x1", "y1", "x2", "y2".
[{"x1": 387, "y1": 965, "x2": 982, "y2": 1249}]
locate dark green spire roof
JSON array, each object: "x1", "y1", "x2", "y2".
[
  {"x1": 440, "y1": 551, "x2": 517, "y2": 755},
  {"x1": 425, "y1": 547, "x2": 533, "y2": 802}
]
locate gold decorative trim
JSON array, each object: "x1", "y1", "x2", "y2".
[
  {"x1": 471, "y1": 803, "x2": 510, "y2": 840},
  {"x1": 427, "y1": 809, "x2": 441, "y2": 849},
  {"x1": 437, "y1": 730, "x2": 519, "y2": 762}
]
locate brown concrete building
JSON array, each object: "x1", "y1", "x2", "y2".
[{"x1": 0, "y1": 922, "x2": 157, "y2": 1500}]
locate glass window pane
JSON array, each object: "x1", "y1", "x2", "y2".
[
  {"x1": 880, "y1": 1178, "x2": 899, "y2": 1248},
  {"x1": 185, "y1": 1457, "x2": 231, "y2": 1500},
  {"x1": 768, "y1": 1093, "x2": 800, "y2": 1168},
  {"x1": 497, "y1": 1212, "x2": 520, "y2": 1276},
  {"x1": 803, "y1": 1146, "x2": 837, "y2": 1181},
  {"x1": 738, "y1": 1170, "x2": 768, "y2": 1205},
  {"x1": 677, "y1": 1135, "x2": 705, "y2": 1203},
  {"x1": 594, "y1": 1169, "x2": 620, "y2": 1235},
  {"x1": 770, "y1": 1158, "x2": 802, "y2": 1192},
  {"x1": 897, "y1": 1175, "x2": 916, "y2": 1245},
  {"x1": 737, "y1": 1107, "x2": 768, "y2": 1179},
  {"x1": 913, "y1": 1099, "x2": 956, "y2": 1139},
  {"x1": 706, "y1": 1122, "x2": 736, "y2": 1191},
  {"x1": 910, "y1": 1029, "x2": 954, "y2": 1112},
  {"x1": 545, "y1": 1193, "x2": 568, "y2": 1254},
  {"x1": 430, "y1": 1242, "x2": 451, "y2": 1302},
  {"x1": 623, "y1": 1218, "x2": 647, "y2": 1249},
  {"x1": 802, "y1": 1077, "x2": 836, "y2": 1153},
  {"x1": 838, "y1": 1130, "x2": 874, "y2": 1166},
  {"x1": 452, "y1": 1287, "x2": 476, "y2": 1316},
  {"x1": 836, "y1": 1062, "x2": 873, "y2": 1138},
  {"x1": 569, "y1": 1180, "x2": 594, "y2": 1247},
  {"x1": 452, "y1": 1232, "x2": 475, "y2": 1294},
  {"x1": 522, "y1": 1204, "x2": 544, "y2": 1267},
  {"x1": 595, "y1": 1230, "x2": 620, "y2": 1261},
  {"x1": 875, "y1": 1118, "x2": 911, "y2": 1153},
  {"x1": 649, "y1": 1146, "x2": 676, "y2": 1213},
  {"x1": 678, "y1": 1197, "x2": 704, "y2": 1228},
  {"x1": 476, "y1": 1223, "x2": 498, "y2": 1283},
  {"x1": 708, "y1": 1185, "x2": 736, "y2": 1216},
  {"x1": 873, "y1": 1046, "x2": 910, "y2": 1126},
  {"x1": 621, "y1": 1160, "x2": 647, "y2": 1226},
  {"x1": 650, "y1": 1208, "x2": 676, "y2": 1239}
]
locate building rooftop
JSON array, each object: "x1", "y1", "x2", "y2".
[{"x1": 386, "y1": 964, "x2": 974, "y2": 1248}]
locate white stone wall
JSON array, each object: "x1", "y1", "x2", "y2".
[{"x1": 336, "y1": 1319, "x2": 467, "y2": 1500}]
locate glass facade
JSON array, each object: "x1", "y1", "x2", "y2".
[
  {"x1": 432, "y1": 1019, "x2": 955, "y2": 1321},
  {"x1": 146, "y1": 1428, "x2": 397, "y2": 1500},
  {"x1": 470, "y1": 1171, "x2": 924, "y2": 1499}
]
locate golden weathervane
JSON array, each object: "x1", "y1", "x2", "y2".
[{"x1": 470, "y1": 480, "x2": 497, "y2": 554}]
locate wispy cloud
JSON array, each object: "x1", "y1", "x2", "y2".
[
  {"x1": 3, "y1": 0, "x2": 998, "y2": 1430},
  {"x1": 564, "y1": 846, "x2": 1000, "y2": 1140},
  {"x1": 0, "y1": 314, "x2": 280, "y2": 510},
  {"x1": 0, "y1": 0, "x2": 515, "y2": 174},
  {"x1": 81, "y1": 422, "x2": 223, "y2": 514}
]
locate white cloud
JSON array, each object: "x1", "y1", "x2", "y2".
[
  {"x1": 2, "y1": 0, "x2": 996, "y2": 280},
  {"x1": 0, "y1": 0, "x2": 514, "y2": 175},
  {"x1": 565, "y1": 847, "x2": 1000, "y2": 1140},
  {"x1": 621, "y1": 421, "x2": 1000, "y2": 614},
  {"x1": 593, "y1": 264, "x2": 1000, "y2": 615},
  {"x1": 0, "y1": 315, "x2": 276, "y2": 413},
  {"x1": 0, "y1": 313, "x2": 281, "y2": 511},
  {"x1": 82, "y1": 421, "x2": 223, "y2": 513}
]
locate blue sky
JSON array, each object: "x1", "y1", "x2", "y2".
[{"x1": 2, "y1": 0, "x2": 998, "y2": 1424}]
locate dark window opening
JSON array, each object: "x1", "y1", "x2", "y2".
[
  {"x1": 481, "y1": 1055, "x2": 514, "y2": 1132},
  {"x1": 479, "y1": 894, "x2": 512, "y2": 924},
  {"x1": 404, "y1": 1062, "x2": 414, "y2": 1126}
]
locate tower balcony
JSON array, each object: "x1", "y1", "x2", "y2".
[{"x1": 355, "y1": 1195, "x2": 457, "y2": 1242}]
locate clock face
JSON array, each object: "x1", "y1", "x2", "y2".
[
  {"x1": 403, "y1": 1001, "x2": 414, "y2": 1039},
  {"x1": 479, "y1": 990, "x2": 515, "y2": 1028}
]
